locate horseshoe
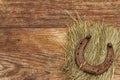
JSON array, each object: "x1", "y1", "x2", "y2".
[{"x1": 75, "y1": 35, "x2": 114, "y2": 75}]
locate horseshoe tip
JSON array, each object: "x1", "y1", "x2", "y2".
[
  {"x1": 107, "y1": 43, "x2": 112, "y2": 48},
  {"x1": 86, "y1": 35, "x2": 91, "y2": 39}
]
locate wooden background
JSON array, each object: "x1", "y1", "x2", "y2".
[{"x1": 0, "y1": 0, "x2": 120, "y2": 80}]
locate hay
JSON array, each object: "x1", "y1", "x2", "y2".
[{"x1": 63, "y1": 19, "x2": 120, "y2": 80}]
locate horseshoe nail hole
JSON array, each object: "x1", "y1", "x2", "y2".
[
  {"x1": 92, "y1": 68, "x2": 95, "y2": 70},
  {"x1": 109, "y1": 59, "x2": 112, "y2": 62},
  {"x1": 80, "y1": 42, "x2": 82, "y2": 45},
  {"x1": 97, "y1": 70, "x2": 100, "y2": 72}
]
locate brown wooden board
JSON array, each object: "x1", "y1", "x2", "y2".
[
  {"x1": 0, "y1": 0, "x2": 119, "y2": 28},
  {"x1": 0, "y1": 0, "x2": 120, "y2": 80},
  {"x1": 0, "y1": 28, "x2": 119, "y2": 80}
]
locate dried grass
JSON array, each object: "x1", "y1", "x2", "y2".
[{"x1": 63, "y1": 17, "x2": 120, "y2": 80}]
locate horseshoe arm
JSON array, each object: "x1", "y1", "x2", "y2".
[{"x1": 75, "y1": 35, "x2": 114, "y2": 75}]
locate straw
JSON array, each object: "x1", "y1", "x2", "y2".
[{"x1": 63, "y1": 15, "x2": 120, "y2": 80}]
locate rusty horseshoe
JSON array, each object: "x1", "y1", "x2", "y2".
[{"x1": 75, "y1": 35, "x2": 114, "y2": 75}]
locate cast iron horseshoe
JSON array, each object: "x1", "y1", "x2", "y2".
[{"x1": 75, "y1": 35, "x2": 114, "y2": 75}]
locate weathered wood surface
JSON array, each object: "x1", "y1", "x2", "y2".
[
  {"x1": 0, "y1": 0, "x2": 119, "y2": 28},
  {"x1": 0, "y1": 28, "x2": 66, "y2": 80},
  {"x1": 0, "y1": 0, "x2": 120, "y2": 80},
  {"x1": 0, "y1": 28, "x2": 120, "y2": 80}
]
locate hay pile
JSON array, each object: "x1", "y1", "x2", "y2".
[{"x1": 63, "y1": 19, "x2": 120, "y2": 80}]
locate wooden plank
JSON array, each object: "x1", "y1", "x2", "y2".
[
  {"x1": 0, "y1": 0, "x2": 119, "y2": 28},
  {"x1": 0, "y1": 28, "x2": 120, "y2": 80},
  {"x1": 0, "y1": 28, "x2": 66, "y2": 80}
]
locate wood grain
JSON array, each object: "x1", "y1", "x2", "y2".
[
  {"x1": 0, "y1": 0, "x2": 119, "y2": 28},
  {"x1": 0, "y1": 0, "x2": 120, "y2": 80},
  {"x1": 0, "y1": 28, "x2": 66, "y2": 80},
  {"x1": 0, "y1": 28, "x2": 119, "y2": 80}
]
